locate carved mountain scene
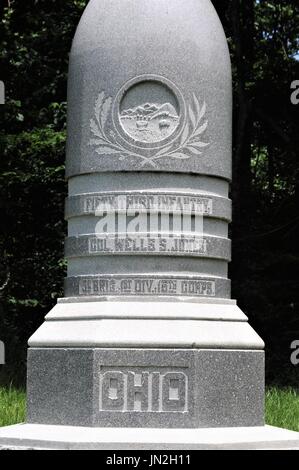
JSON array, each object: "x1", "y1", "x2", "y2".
[{"x1": 120, "y1": 102, "x2": 180, "y2": 143}]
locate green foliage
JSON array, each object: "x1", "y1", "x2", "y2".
[
  {"x1": 266, "y1": 388, "x2": 299, "y2": 432},
  {"x1": 0, "y1": 386, "x2": 26, "y2": 427},
  {"x1": 0, "y1": 127, "x2": 67, "y2": 384},
  {"x1": 213, "y1": 0, "x2": 299, "y2": 386},
  {"x1": 0, "y1": 1, "x2": 88, "y2": 132},
  {"x1": 0, "y1": 2, "x2": 89, "y2": 383}
]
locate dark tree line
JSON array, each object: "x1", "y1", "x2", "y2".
[{"x1": 0, "y1": 0, "x2": 299, "y2": 386}]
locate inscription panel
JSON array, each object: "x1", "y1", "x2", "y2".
[
  {"x1": 64, "y1": 276, "x2": 231, "y2": 299},
  {"x1": 65, "y1": 235, "x2": 231, "y2": 260},
  {"x1": 93, "y1": 350, "x2": 195, "y2": 427},
  {"x1": 88, "y1": 236, "x2": 207, "y2": 254},
  {"x1": 65, "y1": 192, "x2": 232, "y2": 221},
  {"x1": 99, "y1": 367, "x2": 188, "y2": 413}
]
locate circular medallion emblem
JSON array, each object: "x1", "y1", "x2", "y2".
[
  {"x1": 113, "y1": 75, "x2": 185, "y2": 149},
  {"x1": 90, "y1": 75, "x2": 209, "y2": 167}
]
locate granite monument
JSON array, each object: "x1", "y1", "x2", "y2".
[{"x1": 0, "y1": 0, "x2": 299, "y2": 449}]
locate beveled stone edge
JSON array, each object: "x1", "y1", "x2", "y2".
[
  {"x1": 58, "y1": 296, "x2": 237, "y2": 305},
  {"x1": 65, "y1": 167, "x2": 233, "y2": 182},
  {"x1": 68, "y1": 174, "x2": 230, "y2": 200},
  {"x1": 47, "y1": 298, "x2": 243, "y2": 322},
  {"x1": 28, "y1": 315, "x2": 265, "y2": 349},
  {"x1": 2, "y1": 424, "x2": 299, "y2": 450}
]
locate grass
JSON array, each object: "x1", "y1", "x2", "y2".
[
  {"x1": 0, "y1": 386, "x2": 298, "y2": 430},
  {"x1": 0, "y1": 386, "x2": 26, "y2": 427},
  {"x1": 265, "y1": 387, "x2": 299, "y2": 432}
]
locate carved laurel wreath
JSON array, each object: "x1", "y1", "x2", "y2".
[{"x1": 89, "y1": 91, "x2": 209, "y2": 168}]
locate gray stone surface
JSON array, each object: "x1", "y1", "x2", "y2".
[
  {"x1": 65, "y1": 192, "x2": 232, "y2": 221},
  {"x1": 64, "y1": 275, "x2": 230, "y2": 298},
  {"x1": 27, "y1": 349, "x2": 94, "y2": 427},
  {"x1": 68, "y1": 217, "x2": 229, "y2": 239},
  {"x1": 0, "y1": 0, "x2": 274, "y2": 450},
  {"x1": 66, "y1": 256, "x2": 229, "y2": 279},
  {"x1": 65, "y1": 235, "x2": 231, "y2": 260},
  {"x1": 26, "y1": 348, "x2": 264, "y2": 428},
  {"x1": 1, "y1": 425, "x2": 299, "y2": 450},
  {"x1": 68, "y1": 173, "x2": 230, "y2": 198},
  {"x1": 27, "y1": 299, "x2": 264, "y2": 350},
  {"x1": 66, "y1": 0, "x2": 232, "y2": 178},
  {"x1": 63, "y1": 0, "x2": 233, "y2": 302}
]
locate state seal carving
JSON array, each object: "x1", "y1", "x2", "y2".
[{"x1": 89, "y1": 75, "x2": 209, "y2": 168}]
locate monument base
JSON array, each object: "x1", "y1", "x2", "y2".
[
  {"x1": 1, "y1": 298, "x2": 277, "y2": 449},
  {"x1": 0, "y1": 424, "x2": 299, "y2": 450},
  {"x1": 26, "y1": 347, "x2": 264, "y2": 428},
  {"x1": 23, "y1": 299, "x2": 265, "y2": 429}
]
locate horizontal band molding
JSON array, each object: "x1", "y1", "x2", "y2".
[
  {"x1": 65, "y1": 191, "x2": 232, "y2": 221},
  {"x1": 65, "y1": 235, "x2": 231, "y2": 260},
  {"x1": 46, "y1": 300, "x2": 243, "y2": 322},
  {"x1": 28, "y1": 320, "x2": 264, "y2": 350},
  {"x1": 65, "y1": 275, "x2": 231, "y2": 299}
]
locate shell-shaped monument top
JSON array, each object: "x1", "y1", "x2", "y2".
[{"x1": 66, "y1": 0, "x2": 232, "y2": 179}]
